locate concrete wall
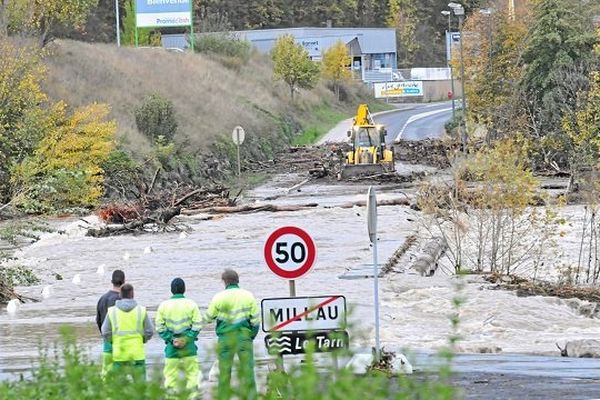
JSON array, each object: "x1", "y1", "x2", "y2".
[{"x1": 422, "y1": 80, "x2": 462, "y2": 102}]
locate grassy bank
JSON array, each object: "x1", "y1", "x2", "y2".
[{"x1": 43, "y1": 40, "x2": 381, "y2": 157}]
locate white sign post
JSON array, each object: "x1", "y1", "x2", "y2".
[
  {"x1": 263, "y1": 226, "x2": 317, "y2": 297},
  {"x1": 232, "y1": 126, "x2": 245, "y2": 176},
  {"x1": 367, "y1": 186, "x2": 381, "y2": 361}
]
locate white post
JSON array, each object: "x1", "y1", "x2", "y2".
[
  {"x1": 367, "y1": 186, "x2": 380, "y2": 361},
  {"x1": 373, "y1": 230, "x2": 380, "y2": 361},
  {"x1": 115, "y1": 0, "x2": 121, "y2": 47},
  {"x1": 236, "y1": 129, "x2": 241, "y2": 176}
]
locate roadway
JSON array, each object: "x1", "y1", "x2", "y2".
[{"x1": 319, "y1": 101, "x2": 454, "y2": 144}]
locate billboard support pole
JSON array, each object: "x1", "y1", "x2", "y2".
[
  {"x1": 189, "y1": 3, "x2": 195, "y2": 51},
  {"x1": 115, "y1": 0, "x2": 121, "y2": 47}
]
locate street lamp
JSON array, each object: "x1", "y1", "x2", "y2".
[
  {"x1": 441, "y1": 10, "x2": 456, "y2": 120},
  {"x1": 448, "y1": 2, "x2": 467, "y2": 148}
]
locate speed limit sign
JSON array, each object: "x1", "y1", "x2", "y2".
[{"x1": 264, "y1": 226, "x2": 316, "y2": 279}]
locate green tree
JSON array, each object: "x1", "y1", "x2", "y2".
[
  {"x1": 321, "y1": 40, "x2": 352, "y2": 100},
  {"x1": 0, "y1": 40, "x2": 50, "y2": 202},
  {"x1": 271, "y1": 34, "x2": 320, "y2": 100},
  {"x1": 7, "y1": 0, "x2": 98, "y2": 47},
  {"x1": 520, "y1": 0, "x2": 598, "y2": 140},
  {"x1": 134, "y1": 94, "x2": 178, "y2": 143},
  {"x1": 461, "y1": 8, "x2": 529, "y2": 140},
  {"x1": 387, "y1": 0, "x2": 419, "y2": 68},
  {"x1": 121, "y1": 0, "x2": 156, "y2": 46}
]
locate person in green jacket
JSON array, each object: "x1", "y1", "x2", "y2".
[
  {"x1": 205, "y1": 269, "x2": 260, "y2": 400},
  {"x1": 101, "y1": 283, "x2": 154, "y2": 379},
  {"x1": 156, "y1": 278, "x2": 202, "y2": 393}
]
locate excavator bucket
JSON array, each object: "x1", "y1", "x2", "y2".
[{"x1": 340, "y1": 162, "x2": 393, "y2": 179}]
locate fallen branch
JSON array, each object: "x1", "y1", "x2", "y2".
[
  {"x1": 333, "y1": 198, "x2": 411, "y2": 209},
  {"x1": 182, "y1": 203, "x2": 319, "y2": 215}
]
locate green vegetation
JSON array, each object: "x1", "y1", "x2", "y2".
[
  {"x1": 461, "y1": 0, "x2": 599, "y2": 172},
  {"x1": 272, "y1": 35, "x2": 320, "y2": 101},
  {"x1": 0, "y1": 332, "x2": 456, "y2": 400},
  {"x1": 135, "y1": 94, "x2": 178, "y2": 143},
  {"x1": 4, "y1": 0, "x2": 98, "y2": 46},
  {"x1": 293, "y1": 106, "x2": 347, "y2": 145},
  {"x1": 193, "y1": 33, "x2": 252, "y2": 69}
]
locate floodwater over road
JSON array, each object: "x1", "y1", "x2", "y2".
[{"x1": 2, "y1": 173, "x2": 600, "y2": 398}]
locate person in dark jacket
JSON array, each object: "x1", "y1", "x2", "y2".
[{"x1": 96, "y1": 270, "x2": 125, "y2": 377}]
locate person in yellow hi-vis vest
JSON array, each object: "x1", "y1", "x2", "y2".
[
  {"x1": 101, "y1": 283, "x2": 154, "y2": 378},
  {"x1": 155, "y1": 278, "x2": 203, "y2": 393},
  {"x1": 205, "y1": 269, "x2": 260, "y2": 400}
]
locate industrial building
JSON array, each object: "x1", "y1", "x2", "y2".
[{"x1": 162, "y1": 27, "x2": 397, "y2": 82}]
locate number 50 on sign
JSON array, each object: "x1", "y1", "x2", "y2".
[{"x1": 264, "y1": 226, "x2": 317, "y2": 280}]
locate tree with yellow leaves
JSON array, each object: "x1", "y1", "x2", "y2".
[
  {"x1": 7, "y1": 0, "x2": 97, "y2": 47},
  {"x1": 321, "y1": 40, "x2": 351, "y2": 101},
  {"x1": 14, "y1": 103, "x2": 116, "y2": 211}
]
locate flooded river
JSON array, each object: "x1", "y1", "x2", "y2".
[{"x1": 2, "y1": 174, "x2": 600, "y2": 397}]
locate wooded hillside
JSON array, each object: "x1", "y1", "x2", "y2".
[{"x1": 56, "y1": 0, "x2": 485, "y2": 67}]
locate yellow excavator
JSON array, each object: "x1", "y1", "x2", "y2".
[{"x1": 341, "y1": 104, "x2": 395, "y2": 178}]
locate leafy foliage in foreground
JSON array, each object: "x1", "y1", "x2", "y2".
[{"x1": 0, "y1": 334, "x2": 456, "y2": 400}]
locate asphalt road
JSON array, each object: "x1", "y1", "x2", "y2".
[
  {"x1": 319, "y1": 101, "x2": 455, "y2": 144},
  {"x1": 417, "y1": 352, "x2": 600, "y2": 399},
  {"x1": 371, "y1": 101, "x2": 454, "y2": 143}
]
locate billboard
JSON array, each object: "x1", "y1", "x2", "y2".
[
  {"x1": 136, "y1": 0, "x2": 192, "y2": 28},
  {"x1": 374, "y1": 81, "x2": 423, "y2": 98}
]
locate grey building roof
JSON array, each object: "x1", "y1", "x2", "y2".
[{"x1": 233, "y1": 27, "x2": 396, "y2": 55}]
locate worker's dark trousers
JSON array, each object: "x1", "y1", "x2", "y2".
[{"x1": 217, "y1": 333, "x2": 257, "y2": 400}]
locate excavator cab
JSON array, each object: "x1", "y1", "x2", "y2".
[{"x1": 341, "y1": 105, "x2": 394, "y2": 178}]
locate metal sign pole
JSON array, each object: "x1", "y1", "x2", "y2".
[
  {"x1": 236, "y1": 128, "x2": 241, "y2": 176},
  {"x1": 367, "y1": 186, "x2": 381, "y2": 362},
  {"x1": 115, "y1": 0, "x2": 121, "y2": 47},
  {"x1": 373, "y1": 229, "x2": 380, "y2": 361},
  {"x1": 289, "y1": 280, "x2": 296, "y2": 297}
]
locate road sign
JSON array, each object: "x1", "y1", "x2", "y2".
[
  {"x1": 261, "y1": 295, "x2": 346, "y2": 332},
  {"x1": 232, "y1": 126, "x2": 245, "y2": 145},
  {"x1": 264, "y1": 226, "x2": 316, "y2": 280},
  {"x1": 265, "y1": 330, "x2": 349, "y2": 355}
]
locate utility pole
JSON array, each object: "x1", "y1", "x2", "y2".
[
  {"x1": 449, "y1": 2, "x2": 467, "y2": 150},
  {"x1": 115, "y1": 0, "x2": 121, "y2": 47}
]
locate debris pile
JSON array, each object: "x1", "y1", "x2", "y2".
[
  {"x1": 484, "y1": 273, "x2": 600, "y2": 303},
  {"x1": 394, "y1": 139, "x2": 459, "y2": 169},
  {"x1": 89, "y1": 185, "x2": 234, "y2": 237}
]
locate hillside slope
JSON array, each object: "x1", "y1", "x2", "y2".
[{"x1": 43, "y1": 40, "x2": 368, "y2": 161}]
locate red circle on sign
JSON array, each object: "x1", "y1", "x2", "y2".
[{"x1": 264, "y1": 226, "x2": 316, "y2": 279}]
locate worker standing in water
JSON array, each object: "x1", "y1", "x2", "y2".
[
  {"x1": 95, "y1": 269, "x2": 125, "y2": 377},
  {"x1": 156, "y1": 278, "x2": 203, "y2": 394},
  {"x1": 205, "y1": 269, "x2": 260, "y2": 400},
  {"x1": 102, "y1": 283, "x2": 154, "y2": 379}
]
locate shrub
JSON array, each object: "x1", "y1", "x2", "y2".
[
  {"x1": 134, "y1": 94, "x2": 178, "y2": 143},
  {"x1": 13, "y1": 103, "x2": 116, "y2": 212},
  {"x1": 194, "y1": 34, "x2": 251, "y2": 62}
]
